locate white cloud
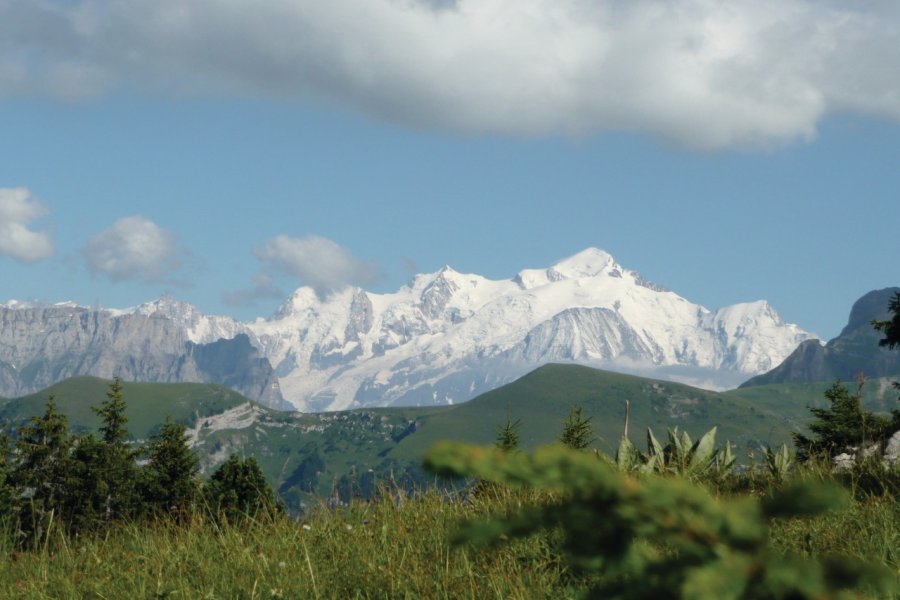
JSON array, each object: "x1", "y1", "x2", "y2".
[
  {"x1": 253, "y1": 235, "x2": 379, "y2": 295},
  {"x1": 3, "y1": 0, "x2": 900, "y2": 147},
  {"x1": 0, "y1": 187, "x2": 54, "y2": 263},
  {"x1": 84, "y1": 216, "x2": 186, "y2": 283}
]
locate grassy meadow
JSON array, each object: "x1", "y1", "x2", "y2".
[{"x1": 2, "y1": 459, "x2": 898, "y2": 599}]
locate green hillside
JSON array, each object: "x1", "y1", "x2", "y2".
[
  {"x1": 389, "y1": 364, "x2": 800, "y2": 461},
  {"x1": 4, "y1": 367, "x2": 896, "y2": 513},
  {"x1": 0, "y1": 376, "x2": 249, "y2": 440}
]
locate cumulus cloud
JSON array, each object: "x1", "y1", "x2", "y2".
[
  {"x1": 0, "y1": 187, "x2": 54, "y2": 263},
  {"x1": 252, "y1": 235, "x2": 379, "y2": 296},
  {"x1": 3, "y1": 0, "x2": 900, "y2": 147},
  {"x1": 84, "y1": 216, "x2": 188, "y2": 283}
]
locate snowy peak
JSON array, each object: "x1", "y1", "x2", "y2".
[
  {"x1": 515, "y1": 248, "x2": 639, "y2": 290},
  {"x1": 550, "y1": 247, "x2": 617, "y2": 279}
]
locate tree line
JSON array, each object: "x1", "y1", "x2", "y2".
[{"x1": 0, "y1": 378, "x2": 278, "y2": 545}]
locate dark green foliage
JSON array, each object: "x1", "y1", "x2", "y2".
[
  {"x1": 11, "y1": 396, "x2": 75, "y2": 537},
  {"x1": 793, "y1": 379, "x2": 892, "y2": 461},
  {"x1": 94, "y1": 377, "x2": 129, "y2": 445},
  {"x1": 63, "y1": 434, "x2": 125, "y2": 532},
  {"x1": 424, "y1": 442, "x2": 895, "y2": 600},
  {"x1": 494, "y1": 416, "x2": 521, "y2": 452},
  {"x1": 872, "y1": 291, "x2": 900, "y2": 350},
  {"x1": 278, "y1": 447, "x2": 325, "y2": 495},
  {"x1": 206, "y1": 454, "x2": 278, "y2": 521},
  {"x1": 872, "y1": 293, "x2": 900, "y2": 427},
  {"x1": 0, "y1": 434, "x2": 14, "y2": 525},
  {"x1": 141, "y1": 417, "x2": 199, "y2": 517},
  {"x1": 559, "y1": 405, "x2": 594, "y2": 449},
  {"x1": 89, "y1": 378, "x2": 140, "y2": 522}
]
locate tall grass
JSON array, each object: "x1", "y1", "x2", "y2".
[
  {"x1": 0, "y1": 486, "x2": 585, "y2": 599},
  {"x1": 2, "y1": 466, "x2": 898, "y2": 598}
]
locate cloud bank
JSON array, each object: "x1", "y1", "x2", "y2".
[
  {"x1": 0, "y1": 188, "x2": 54, "y2": 263},
  {"x1": 253, "y1": 235, "x2": 379, "y2": 296},
  {"x1": 84, "y1": 216, "x2": 188, "y2": 283},
  {"x1": 2, "y1": 0, "x2": 900, "y2": 148}
]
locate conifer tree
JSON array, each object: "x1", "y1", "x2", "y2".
[
  {"x1": 206, "y1": 454, "x2": 278, "y2": 521},
  {"x1": 872, "y1": 291, "x2": 900, "y2": 350},
  {"x1": 90, "y1": 377, "x2": 139, "y2": 521},
  {"x1": 559, "y1": 405, "x2": 595, "y2": 450},
  {"x1": 0, "y1": 433, "x2": 14, "y2": 525},
  {"x1": 12, "y1": 396, "x2": 74, "y2": 535},
  {"x1": 494, "y1": 416, "x2": 522, "y2": 452},
  {"x1": 64, "y1": 434, "x2": 110, "y2": 531},
  {"x1": 142, "y1": 417, "x2": 199, "y2": 518},
  {"x1": 872, "y1": 292, "x2": 900, "y2": 429},
  {"x1": 793, "y1": 378, "x2": 890, "y2": 460}
]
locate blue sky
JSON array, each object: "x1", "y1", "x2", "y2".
[{"x1": 1, "y1": 0, "x2": 899, "y2": 340}]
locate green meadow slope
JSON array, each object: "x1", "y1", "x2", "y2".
[
  {"x1": 3, "y1": 366, "x2": 896, "y2": 512},
  {"x1": 389, "y1": 364, "x2": 814, "y2": 460},
  {"x1": 0, "y1": 376, "x2": 248, "y2": 439}
]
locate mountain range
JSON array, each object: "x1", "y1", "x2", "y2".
[{"x1": 2, "y1": 248, "x2": 814, "y2": 411}]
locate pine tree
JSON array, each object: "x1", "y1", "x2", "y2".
[
  {"x1": 64, "y1": 434, "x2": 110, "y2": 532},
  {"x1": 205, "y1": 454, "x2": 278, "y2": 521},
  {"x1": 0, "y1": 434, "x2": 15, "y2": 525},
  {"x1": 559, "y1": 405, "x2": 595, "y2": 450},
  {"x1": 94, "y1": 377, "x2": 129, "y2": 446},
  {"x1": 494, "y1": 416, "x2": 522, "y2": 452},
  {"x1": 872, "y1": 292, "x2": 900, "y2": 430},
  {"x1": 872, "y1": 291, "x2": 900, "y2": 350},
  {"x1": 12, "y1": 396, "x2": 74, "y2": 537},
  {"x1": 141, "y1": 417, "x2": 199, "y2": 518},
  {"x1": 793, "y1": 378, "x2": 890, "y2": 460},
  {"x1": 90, "y1": 377, "x2": 139, "y2": 521}
]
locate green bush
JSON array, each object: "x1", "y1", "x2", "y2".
[{"x1": 424, "y1": 442, "x2": 896, "y2": 599}]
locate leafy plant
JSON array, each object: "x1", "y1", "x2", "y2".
[
  {"x1": 616, "y1": 426, "x2": 734, "y2": 481},
  {"x1": 764, "y1": 443, "x2": 795, "y2": 483},
  {"x1": 424, "y1": 442, "x2": 895, "y2": 600}
]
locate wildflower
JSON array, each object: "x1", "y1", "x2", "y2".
[
  {"x1": 345, "y1": 524, "x2": 353, "y2": 531},
  {"x1": 362, "y1": 518, "x2": 369, "y2": 526},
  {"x1": 302, "y1": 524, "x2": 312, "y2": 531}
]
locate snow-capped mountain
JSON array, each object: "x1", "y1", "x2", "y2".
[
  {"x1": 1, "y1": 249, "x2": 814, "y2": 411},
  {"x1": 242, "y1": 248, "x2": 811, "y2": 410}
]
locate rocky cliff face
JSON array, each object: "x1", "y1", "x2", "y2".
[
  {"x1": 740, "y1": 287, "x2": 900, "y2": 387},
  {"x1": 0, "y1": 305, "x2": 287, "y2": 409}
]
